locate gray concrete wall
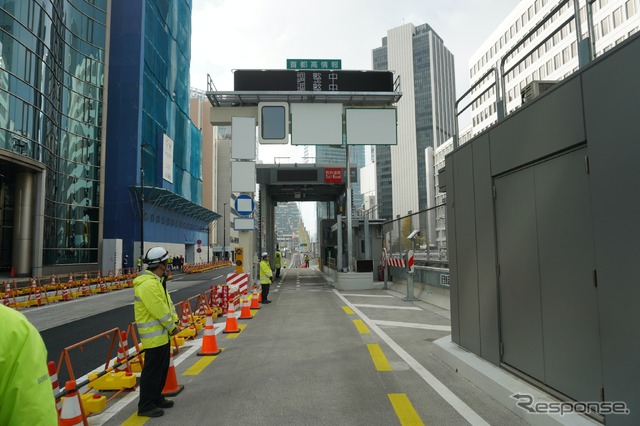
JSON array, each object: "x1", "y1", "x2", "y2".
[{"x1": 445, "y1": 34, "x2": 640, "y2": 425}]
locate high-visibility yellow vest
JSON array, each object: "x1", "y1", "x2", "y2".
[
  {"x1": 134, "y1": 271, "x2": 178, "y2": 349},
  {"x1": 274, "y1": 251, "x2": 282, "y2": 268},
  {"x1": 0, "y1": 305, "x2": 58, "y2": 425},
  {"x1": 259, "y1": 260, "x2": 273, "y2": 284}
]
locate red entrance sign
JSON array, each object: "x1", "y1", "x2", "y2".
[{"x1": 324, "y1": 168, "x2": 342, "y2": 183}]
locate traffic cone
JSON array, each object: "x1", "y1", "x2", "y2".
[
  {"x1": 58, "y1": 380, "x2": 85, "y2": 426},
  {"x1": 3, "y1": 282, "x2": 11, "y2": 307},
  {"x1": 250, "y1": 285, "x2": 261, "y2": 310},
  {"x1": 161, "y1": 351, "x2": 184, "y2": 396},
  {"x1": 61, "y1": 284, "x2": 69, "y2": 301},
  {"x1": 197, "y1": 311, "x2": 221, "y2": 356},
  {"x1": 9, "y1": 265, "x2": 15, "y2": 278},
  {"x1": 32, "y1": 279, "x2": 42, "y2": 306},
  {"x1": 223, "y1": 304, "x2": 240, "y2": 334},
  {"x1": 116, "y1": 331, "x2": 131, "y2": 373},
  {"x1": 238, "y1": 295, "x2": 253, "y2": 319},
  {"x1": 180, "y1": 302, "x2": 190, "y2": 328},
  {"x1": 48, "y1": 361, "x2": 62, "y2": 414}
]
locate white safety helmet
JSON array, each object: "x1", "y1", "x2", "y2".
[
  {"x1": 261, "y1": 252, "x2": 268, "y2": 258},
  {"x1": 144, "y1": 247, "x2": 170, "y2": 267}
]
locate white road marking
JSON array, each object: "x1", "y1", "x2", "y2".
[
  {"x1": 334, "y1": 290, "x2": 489, "y2": 426},
  {"x1": 371, "y1": 319, "x2": 451, "y2": 331},
  {"x1": 352, "y1": 303, "x2": 421, "y2": 311}
]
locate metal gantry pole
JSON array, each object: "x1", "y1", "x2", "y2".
[
  {"x1": 346, "y1": 145, "x2": 353, "y2": 272},
  {"x1": 140, "y1": 147, "x2": 145, "y2": 260}
]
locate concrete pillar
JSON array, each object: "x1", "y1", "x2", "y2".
[{"x1": 12, "y1": 172, "x2": 35, "y2": 276}]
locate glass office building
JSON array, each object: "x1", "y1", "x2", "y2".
[
  {"x1": 0, "y1": 0, "x2": 108, "y2": 276},
  {"x1": 372, "y1": 23, "x2": 456, "y2": 219},
  {"x1": 104, "y1": 0, "x2": 215, "y2": 262}
]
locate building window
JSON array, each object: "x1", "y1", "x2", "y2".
[
  {"x1": 613, "y1": 7, "x2": 623, "y2": 27},
  {"x1": 627, "y1": 0, "x2": 637, "y2": 17},
  {"x1": 601, "y1": 16, "x2": 611, "y2": 36}
]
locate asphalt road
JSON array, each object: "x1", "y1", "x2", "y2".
[{"x1": 23, "y1": 266, "x2": 237, "y2": 384}]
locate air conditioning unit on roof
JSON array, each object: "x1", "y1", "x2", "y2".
[{"x1": 521, "y1": 80, "x2": 557, "y2": 104}]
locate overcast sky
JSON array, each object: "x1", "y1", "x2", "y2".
[{"x1": 189, "y1": 0, "x2": 521, "y2": 239}]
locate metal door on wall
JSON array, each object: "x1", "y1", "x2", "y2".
[{"x1": 495, "y1": 147, "x2": 602, "y2": 402}]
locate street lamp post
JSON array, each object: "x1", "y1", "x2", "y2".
[
  {"x1": 140, "y1": 146, "x2": 145, "y2": 260},
  {"x1": 222, "y1": 202, "x2": 227, "y2": 260}
]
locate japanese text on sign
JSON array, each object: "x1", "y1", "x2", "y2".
[
  {"x1": 287, "y1": 59, "x2": 342, "y2": 70},
  {"x1": 297, "y1": 72, "x2": 339, "y2": 92},
  {"x1": 324, "y1": 168, "x2": 342, "y2": 183}
]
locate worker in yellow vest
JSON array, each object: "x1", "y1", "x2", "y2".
[
  {"x1": 134, "y1": 247, "x2": 179, "y2": 417},
  {"x1": 259, "y1": 252, "x2": 273, "y2": 304},
  {"x1": 0, "y1": 305, "x2": 57, "y2": 425},
  {"x1": 274, "y1": 247, "x2": 282, "y2": 278}
]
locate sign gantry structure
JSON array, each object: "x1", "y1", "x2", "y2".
[{"x1": 205, "y1": 67, "x2": 402, "y2": 274}]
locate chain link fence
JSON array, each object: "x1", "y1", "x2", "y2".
[{"x1": 381, "y1": 203, "x2": 448, "y2": 265}]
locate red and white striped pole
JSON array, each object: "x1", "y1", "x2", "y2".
[
  {"x1": 403, "y1": 249, "x2": 418, "y2": 301},
  {"x1": 48, "y1": 361, "x2": 63, "y2": 414}
]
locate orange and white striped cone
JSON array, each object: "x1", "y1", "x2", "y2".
[
  {"x1": 48, "y1": 361, "x2": 62, "y2": 414},
  {"x1": 32, "y1": 279, "x2": 42, "y2": 306},
  {"x1": 180, "y1": 302, "x2": 190, "y2": 328},
  {"x1": 117, "y1": 331, "x2": 131, "y2": 373},
  {"x1": 3, "y1": 283, "x2": 10, "y2": 307},
  {"x1": 238, "y1": 296, "x2": 253, "y2": 319},
  {"x1": 58, "y1": 380, "x2": 85, "y2": 426},
  {"x1": 61, "y1": 285, "x2": 69, "y2": 301},
  {"x1": 223, "y1": 304, "x2": 240, "y2": 334},
  {"x1": 250, "y1": 285, "x2": 261, "y2": 310},
  {"x1": 161, "y1": 351, "x2": 184, "y2": 397},
  {"x1": 197, "y1": 311, "x2": 221, "y2": 356}
]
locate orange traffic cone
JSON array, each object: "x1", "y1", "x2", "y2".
[
  {"x1": 161, "y1": 351, "x2": 184, "y2": 396},
  {"x1": 48, "y1": 361, "x2": 62, "y2": 414},
  {"x1": 197, "y1": 311, "x2": 221, "y2": 356},
  {"x1": 9, "y1": 265, "x2": 15, "y2": 278},
  {"x1": 250, "y1": 285, "x2": 261, "y2": 310},
  {"x1": 58, "y1": 380, "x2": 85, "y2": 426},
  {"x1": 180, "y1": 302, "x2": 191, "y2": 328},
  {"x1": 238, "y1": 296, "x2": 253, "y2": 319},
  {"x1": 3, "y1": 282, "x2": 11, "y2": 307},
  {"x1": 223, "y1": 304, "x2": 240, "y2": 334}
]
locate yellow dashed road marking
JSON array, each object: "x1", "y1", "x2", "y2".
[
  {"x1": 388, "y1": 393, "x2": 425, "y2": 425},
  {"x1": 367, "y1": 343, "x2": 392, "y2": 371},
  {"x1": 342, "y1": 306, "x2": 355, "y2": 315},
  {"x1": 353, "y1": 319, "x2": 370, "y2": 334},
  {"x1": 183, "y1": 348, "x2": 224, "y2": 376},
  {"x1": 121, "y1": 413, "x2": 150, "y2": 425},
  {"x1": 225, "y1": 323, "x2": 247, "y2": 338}
]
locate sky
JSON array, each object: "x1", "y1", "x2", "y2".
[{"x1": 189, "y1": 0, "x2": 521, "y2": 239}]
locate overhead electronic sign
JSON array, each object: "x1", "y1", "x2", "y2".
[{"x1": 234, "y1": 70, "x2": 394, "y2": 92}]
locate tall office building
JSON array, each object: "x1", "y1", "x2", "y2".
[
  {"x1": 0, "y1": 0, "x2": 109, "y2": 276},
  {"x1": 470, "y1": 0, "x2": 639, "y2": 134},
  {"x1": 104, "y1": 0, "x2": 215, "y2": 262},
  {"x1": 372, "y1": 23, "x2": 456, "y2": 220}
]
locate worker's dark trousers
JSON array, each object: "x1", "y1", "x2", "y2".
[
  {"x1": 138, "y1": 342, "x2": 170, "y2": 412},
  {"x1": 261, "y1": 283, "x2": 270, "y2": 301}
]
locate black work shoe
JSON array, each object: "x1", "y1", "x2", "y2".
[
  {"x1": 138, "y1": 407, "x2": 164, "y2": 417},
  {"x1": 156, "y1": 399, "x2": 174, "y2": 408},
  {"x1": 262, "y1": 300, "x2": 271, "y2": 304}
]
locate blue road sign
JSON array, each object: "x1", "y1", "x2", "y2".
[{"x1": 235, "y1": 194, "x2": 255, "y2": 216}]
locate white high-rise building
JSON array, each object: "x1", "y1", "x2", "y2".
[
  {"x1": 469, "y1": 0, "x2": 639, "y2": 135},
  {"x1": 373, "y1": 23, "x2": 456, "y2": 220}
]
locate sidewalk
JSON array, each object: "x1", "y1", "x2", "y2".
[{"x1": 95, "y1": 267, "x2": 595, "y2": 425}]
